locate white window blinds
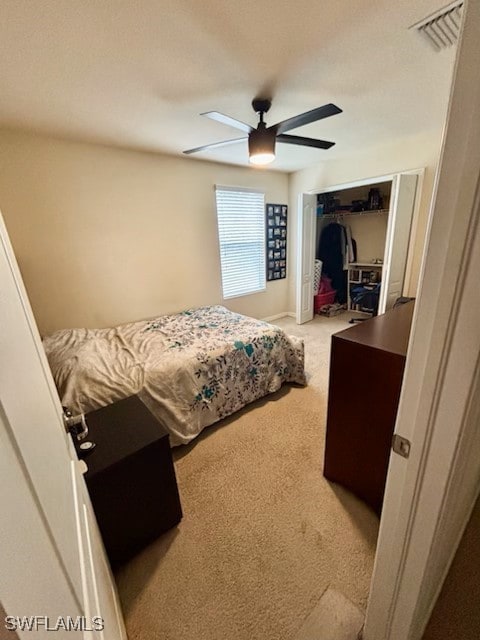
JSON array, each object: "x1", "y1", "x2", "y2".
[{"x1": 215, "y1": 186, "x2": 266, "y2": 299}]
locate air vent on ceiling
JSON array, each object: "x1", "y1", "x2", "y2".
[{"x1": 410, "y1": 0, "x2": 464, "y2": 51}]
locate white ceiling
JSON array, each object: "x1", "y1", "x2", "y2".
[{"x1": 0, "y1": 0, "x2": 456, "y2": 172}]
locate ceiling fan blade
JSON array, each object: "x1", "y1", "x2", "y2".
[
  {"x1": 277, "y1": 134, "x2": 335, "y2": 150},
  {"x1": 201, "y1": 111, "x2": 253, "y2": 133},
  {"x1": 273, "y1": 103, "x2": 342, "y2": 135},
  {"x1": 183, "y1": 137, "x2": 248, "y2": 155}
]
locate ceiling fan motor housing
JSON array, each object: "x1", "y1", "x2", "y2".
[{"x1": 248, "y1": 123, "x2": 276, "y2": 159}]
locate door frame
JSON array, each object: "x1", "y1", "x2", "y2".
[
  {"x1": 295, "y1": 167, "x2": 425, "y2": 323},
  {"x1": 364, "y1": 1, "x2": 480, "y2": 638}
]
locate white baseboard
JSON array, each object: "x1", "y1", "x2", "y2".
[
  {"x1": 286, "y1": 312, "x2": 296, "y2": 318},
  {"x1": 261, "y1": 312, "x2": 290, "y2": 322}
]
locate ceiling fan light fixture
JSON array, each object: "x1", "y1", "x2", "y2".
[
  {"x1": 249, "y1": 152, "x2": 275, "y2": 166},
  {"x1": 248, "y1": 127, "x2": 276, "y2": 166}
]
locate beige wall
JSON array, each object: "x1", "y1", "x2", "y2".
[
  {"x1": 347, "y1": 214, "x2": 388, "y2": 264},
  {"x1": 0, "y1": 127, "x2": 446, "y2": 333},
  {"x1": 288, "y1": 129, "x2": 446, "y2": 310},
  {"x1": 0, "y1": 130, "x2": 289, "y2": 335}
]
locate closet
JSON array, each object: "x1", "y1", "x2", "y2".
[
  {"x1": 316, "y1": 180, "x2": 391, "y2": 314},
  {"x1": 296, "y1": 172, "x2": 419, "y2": 324}
]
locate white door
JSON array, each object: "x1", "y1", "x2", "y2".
[
  {"x1": 365, "y1": 1, "x2": 480, "y2": 638},
  {"x1": 0, "y1": 213, "x2": 126, "y2": 638},
  {"x1": 378, "y1": 173, "x2": 418, "y2": 313},
  {"x1": 296, "y1": 193, "x2": 316, "y2": 324}
]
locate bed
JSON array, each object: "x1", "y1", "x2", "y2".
[{"x1": 43, "y1": 305, "x2": 306, "y2": 446}]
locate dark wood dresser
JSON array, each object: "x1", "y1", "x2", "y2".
[
  {"x1": 75, "y1": 395, "x2": 182, "y2": 567},
  {"x1": 323, "y1": 302, "x2": 414, "y2": 515}
]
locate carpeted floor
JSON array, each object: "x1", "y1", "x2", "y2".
[{"x1": 115, "y1": 313, "x2": 379, "y2": 640}]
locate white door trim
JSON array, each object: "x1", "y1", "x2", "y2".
[
  {"x1": 364, "y1": 2, "x2": 480, "y2": 639},
  {"x1": 304, "y1": 168, "x2": 423, "y2": 196}
]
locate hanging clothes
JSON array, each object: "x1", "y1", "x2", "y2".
[
  {"x1": 317, "y1": 223, "x2": 348, "y2": 304},
  {"x1": 341, "y1": 226, "x2": 348, "y2": 270},
  {"x1": 341, "y1": 225, "x2": 356, "y2": 269},
  {"x1": 317, "y1": 222, "x2": 357, "y2": 304},
  {"x1": 345, "y1": 225, "x2": 355, "y2": 264}
]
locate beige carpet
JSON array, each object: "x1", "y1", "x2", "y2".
[{"x1": 115, "y1": 313, "x2": 379, "y2": 640}]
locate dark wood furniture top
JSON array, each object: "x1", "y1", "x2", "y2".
[
  {"x1": 81, "y1": 395, "x2": 169, "y2": 479},
  {"x1": 335, "y1": 300, "x2": 414, "y2": 355},
  {"x1": 76, "y1": 395, "x2": 182, "y2": 567},
  {"x1": 323, "y1": 302, "x2": 414, "y2": 515}
]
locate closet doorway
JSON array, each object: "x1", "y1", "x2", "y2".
[{"x1": 296, "y1": 171, "x2": 422, "y2": 324}]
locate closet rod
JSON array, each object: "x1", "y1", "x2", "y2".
[{"x1": 319, "y1": 208, "x2": 389, "y2": 220}]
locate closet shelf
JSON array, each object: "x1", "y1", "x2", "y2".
[{"x1": 319, "y1": 208, "x2": 389, "y2": 219}]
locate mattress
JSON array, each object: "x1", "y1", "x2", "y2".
[{"x1": 43, "y1": 305, "x2": 306, "y2": 446}]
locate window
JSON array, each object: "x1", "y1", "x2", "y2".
[{"x1": 215, "y1": 186, "x2": 266, "y2": 299}]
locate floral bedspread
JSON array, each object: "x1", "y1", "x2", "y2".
[{"x1": 43, "y1": 306, "x2": 306, "y2": 446}]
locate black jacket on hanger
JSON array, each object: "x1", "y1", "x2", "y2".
[{"x1": 317, "y1": 222, "x2": 348, "y2": 303}]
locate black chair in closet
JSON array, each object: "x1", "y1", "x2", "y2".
[
  {"x1": 349, "y1": 291, "x2": 415, "y2": 323},
  {"x1": 349, "y1": 283, "x2": 381, "y2": 324}
]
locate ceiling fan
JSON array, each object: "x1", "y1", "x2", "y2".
[{"x1": 183, "y1": 98, "x2": 342, "y2": 166}]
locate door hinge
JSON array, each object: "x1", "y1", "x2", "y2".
[{"x1": 392, "y1": 433, "x2": 411, "y2": 459}]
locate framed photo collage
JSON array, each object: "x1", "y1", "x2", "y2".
[{"x1": 266, "y1": 203, "x2": 287, "y2": 281}]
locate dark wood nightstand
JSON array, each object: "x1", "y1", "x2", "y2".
[{"x1": 74, "y1": 395, "x2": 182, "y2": 567}]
